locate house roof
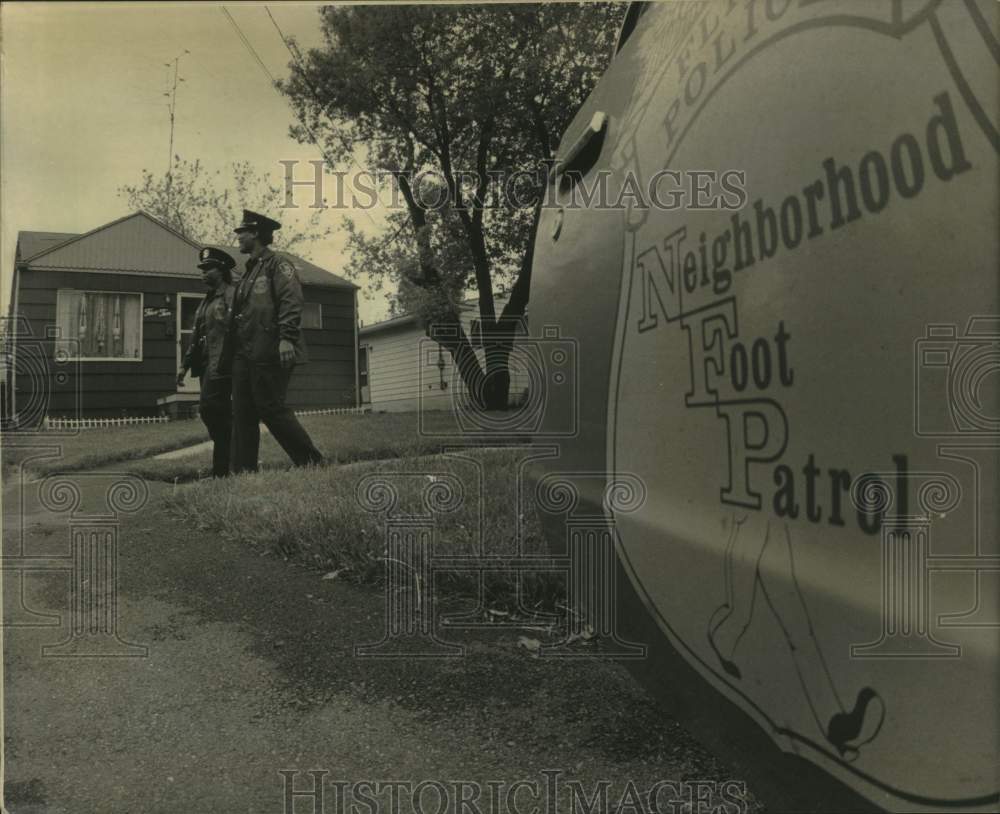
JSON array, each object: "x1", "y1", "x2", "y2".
[
  {"x1": 18, "y1": 211, "x2": 202, "y2": 273},
  {"x1": 359, "y1": 311, "x2": 420, "y2": 337},
  {"x1": 290, "y1": 255, "x2": 358, "y2": 291},
  {"x1": 203, "y1": 245, "x2": 356, "y2": 290},
  {"x1": 16, "y1": 211, "x2": 357, "y2": 290},
  {"x1": 359, "y1": 296, "x2": 511, "y2": 338},
  {"x1": 16, "y1": 231, "x2": 79, "y2": 262}
]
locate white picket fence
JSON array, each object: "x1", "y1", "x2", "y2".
[
  {"x1": 43, "y1": 415, "x2": 171, "y2": 431},
  {"x1": 40, "y1": 405, "x2": 370, "y2": 431},
  {"x1": 293, "y1": 406, "x2": 371, "y2": 418}
]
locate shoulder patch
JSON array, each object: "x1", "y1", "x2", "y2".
[{"x1": 278, "y1": 260, "x2": 297, "y2": 280}]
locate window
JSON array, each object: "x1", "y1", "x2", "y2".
[
  {"x1": 358, "y1": 345, "x2": 369, "y2": 388},
  {"x1": 55, "y1": 290, "x2": 142, "y2": 361},
  {"x1": 302, "y1": 302, "x2": 323, "y2": 330}
]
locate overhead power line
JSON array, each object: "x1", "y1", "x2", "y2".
[
  {"x1": 265, "y1": 7, "x2": 302, "y2": 63},
  {"x1": 220, "y1": 5, "x2": 380, "y2": 229},
  {"x1": 265, "y1": 6, "x2": 390, "y2": 232},
  {"x1": 220, "y1": 7, "x2": 276, "y2": 85},
  {"x1": 264, "y1": 6, "x2": 361, "y2": 178}
]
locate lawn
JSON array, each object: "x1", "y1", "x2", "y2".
[
  {"x1": 124, "y1": 410, "x2": 527, "y2": 482},
  {"x1": 2, "y1": 419, "x2": 210, "y2": 476},
  {"x1": 1, "y1": 410, "x2": 528, "y2": 481},
  {"x1": 164, "y1": 446, "x2": 563, "y2": 609},
  {"x1": 4, "y1": 411, "x2": 556, "y2": 608}
]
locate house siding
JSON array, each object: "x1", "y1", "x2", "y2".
[
  {"x1": 363, "y1": 324, "x2": 447, "y2": 413},
  {"x1": 361, "y1": 310, "x2": 531, "y2": 414},
  {"x1": 15, "y1": 268, "x2": 177, "y2": 417},
  {"x1": 286, "y1": 285, "x2": 358, "y2": 410},
  {"x1": 14, "y1": 268, "x2": 357, "y2": 418}
]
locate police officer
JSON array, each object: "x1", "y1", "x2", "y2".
[
  {"x1": 223, "y1": 209, "x2": 322, "y2": 473},
  {"x1": 177, "y1": 247, "x2": 237, "y2": 478}
]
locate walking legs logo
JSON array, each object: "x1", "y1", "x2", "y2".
[{"x1": 707, "y1": 515, "x2": 886, "y2": 763}]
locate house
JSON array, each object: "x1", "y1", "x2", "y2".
[
  {"x1": 358, "y1": 298, "x2": 530, "y2": 413},
  {"x1": 8, "y1": 211, "x2": 359, "y2": 421}
]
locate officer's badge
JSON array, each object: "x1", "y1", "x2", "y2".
[{"x1": 253, "y1": 278, "x2": 268, "y2": 294}]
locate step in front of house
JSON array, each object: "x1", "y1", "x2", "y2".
[{"x1": 156, "y1": 393, "x2": 201, "y2": 420}]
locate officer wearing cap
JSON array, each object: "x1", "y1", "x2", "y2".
[
  {"x1": 220, "y1": 209, "x2": 322, "y2": 473},
  {"x1": 178, "y1": 247, "x2": 237, "y2": 478}
]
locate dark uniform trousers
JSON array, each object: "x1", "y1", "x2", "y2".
[
  {"x1": 230, "y1": 354, "x2": 322, "y2": 473},
  {"x1": 199, "y1": 375, "x2": 233, "y2": 478}
]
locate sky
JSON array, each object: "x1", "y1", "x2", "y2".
[{"x1": 0, "y1": 1, "x2": 393, "y2": 325}]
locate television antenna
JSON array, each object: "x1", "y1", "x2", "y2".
[{"x1": 164, "y1": 50, "x2": 191, "y2": 176}]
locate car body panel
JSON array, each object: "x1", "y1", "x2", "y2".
[{"x1": 528, "y1": 1, "x2": 999, "y2": 811}]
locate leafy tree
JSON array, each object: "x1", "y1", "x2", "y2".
[
  {"x1": 281, "y1": 3, "x2": 625, "y2": 409},
  {"x1": 118, "y1": 158, "x2": 333, "y2": 255}
]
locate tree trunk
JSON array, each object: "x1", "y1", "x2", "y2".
[
  {"x1": 401, "y1": 172, "x2": 543, "y2": 416},
  {"x1": 425, "y1": 315, "x2": 487, "y2": 409},
  {"x1": 470, "y1": 201, "x2": 543, "y2": 413}
]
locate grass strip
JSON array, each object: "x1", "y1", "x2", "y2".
[
  {"x1": 164, "y1": 447, "x2": 563, "y2": 610},
  {"x1": 125, "y1": 411, "x2": 525, "y2": 482},
  {"x1": 2, "y1": 420, "x2": 210, "y2": 476}
]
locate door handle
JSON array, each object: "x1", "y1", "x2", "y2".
[{"x1": 548, "y1": 112, "x2": 608, "y2": 185}]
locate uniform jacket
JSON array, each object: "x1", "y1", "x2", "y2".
[
  {"x1": 182, "y1": 283, "x2": 236, "y2": 380},
  {"x1": 219, "y1": 249, "x2": 309, "y2": 371}
]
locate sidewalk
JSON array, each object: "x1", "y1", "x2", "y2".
[{"x1": 152, "y1": 439, "x2": 215, "y2": 460}]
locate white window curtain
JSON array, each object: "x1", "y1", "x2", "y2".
[{"x1": 56, "y1": 290, "x2": 141, "y2": 359}]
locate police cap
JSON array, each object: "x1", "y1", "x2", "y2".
[
  {"x1": 197, "y1": 246, "x2": 237, "y2": 271},
  {"x1": 233, "y1": 209, "x2": 282, "y2": 234}
]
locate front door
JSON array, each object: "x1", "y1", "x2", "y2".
[
  {"x1": 358, "y1": 345, "x2": 371, "y2": 404},
  {"x1": 177, "y1": 292, "x2": 205, "y2": 393}
]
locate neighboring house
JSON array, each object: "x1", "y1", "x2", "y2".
[
  {"x1": 358, "y1": 298, "x2": 529, "y2": 413},
  {"x1": 8, "y1": 211, "x2": 358, "y2": 421}
]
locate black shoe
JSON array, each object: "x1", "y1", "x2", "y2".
[
  {"x1": 707, "y1": 614, "x2": 742, "y2": 680},
  {"x1": 827, "y1": 687, "x2": 885, "y2": 761}
]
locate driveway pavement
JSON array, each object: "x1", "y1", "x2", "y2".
[{"x1": 2, "y1": 466, "x2": 760, "y2": 814}]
